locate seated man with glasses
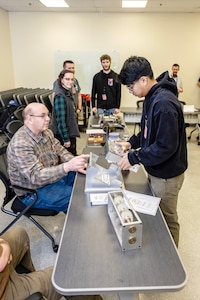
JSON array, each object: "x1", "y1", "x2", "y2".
[{"x1": 7, "y1": 102, "x2": 89, "y2": 213}]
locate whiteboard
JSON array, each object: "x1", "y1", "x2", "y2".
[{"x1": 54, "y1": 51, "x2": 120, "y2": 94}]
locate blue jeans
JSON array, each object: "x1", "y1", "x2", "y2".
[
  {"x1": 97, "y1": 108, "x2": 115, "y2": 116},
  {"x1": 21, "y1": 172, "x2": 76, "y2": 212}
]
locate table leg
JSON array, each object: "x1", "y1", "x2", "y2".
[{"x1": 118, "y1": 292, "x2": 140, "y2": 300}]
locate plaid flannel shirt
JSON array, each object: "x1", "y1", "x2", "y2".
[{"x1": 7, "y1": 125, "x2": 74, "y2": 195}]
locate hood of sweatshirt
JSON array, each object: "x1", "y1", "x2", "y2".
[{"x1": 153, "y1": 70, "x2": 178, "y2": 97}]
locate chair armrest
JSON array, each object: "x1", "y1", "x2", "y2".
[
  {"x1": 25, "y1": 292, "x2": 44, "y2": 300},
  {"x1": 12, "y1": 184, "x2": 36, "y2": 194},
  {"x1": 11, "y1": 185, "x2": 38, "y2": 213}
]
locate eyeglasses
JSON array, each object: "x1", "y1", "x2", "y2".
[
  {"x1": 63, "y1": 78, "x2": 74, "y2": 81},
  {"x1": 126, "y1": 81, "x2": 136, "y2": 91},
  {"x1": 29, "y1": 113, "x2": 51, "y2": 118}
]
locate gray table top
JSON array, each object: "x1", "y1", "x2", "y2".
[
  {"x1": 52, "y1": 159, "x2": 187, "y2": 296},
  {"x1": 120, "y1": 106, "x2": 200, "y2": 115},
  {"x1": 120, "y1": 107, "x2": 142, "y2": 114}
]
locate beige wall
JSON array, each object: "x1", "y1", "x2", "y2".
[
  {"x1": 2, "y1": 10, "x2": 200, "y2": 107},
  {"x1": 0, "y1": 8, "x2": 14, "y2": 90}
]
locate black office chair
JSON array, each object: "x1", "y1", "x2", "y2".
[
  {"x1": 179, "y1": 100, "x2": 186, "y2": 106},
  {"x1": 39, "y1": 92, "x2": 53, "y2": 114},
  {"x1": 5, "y1": 119, "x2": 23, "y2": 140},
  {"x1": 25, "y1": 292, "x2": 44, "y2": 300},
  {"x1": 14, "y1": 106, "x2": 24, "y2": 122},
  {"x1": 136, "y1": 99, "x2": 144, "y2": 109},
  {"x1": 0, "y1": 145, "x2": 59, "y2": 252}
]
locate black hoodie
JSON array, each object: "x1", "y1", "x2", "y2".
[{"x1": 128, "y1": 71, "x2": 188, "y2": 179}]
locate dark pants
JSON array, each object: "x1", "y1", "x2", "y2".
[
  {"x1": 55, "y1": 134, "x2": 77, "y2": 156},
  {"x1": 67, "y1": 137, "x2": 77, "y2": 156}
]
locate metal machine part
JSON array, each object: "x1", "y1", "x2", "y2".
[{"x1": 108, "y1": 190, "x2": 143, "y2": 251}]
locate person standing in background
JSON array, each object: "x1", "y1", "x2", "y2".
[
  {"x1": 51, "y1": 69, "x2": 80, "y2": 156},
  {"x1": 197, "y1": 77, "x2": 200, "y2": 87},
  {"x1": 91, "y1": 54, "x2": 121, "y2": 116},
  {"x1": 170, "y1": 63, "x2": 183, "y2": 97},
  {"x1": 52, "y1": 60, "x2": 82, "y2": 115}
]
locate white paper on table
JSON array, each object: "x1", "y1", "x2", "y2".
[
  {"x1": 123, "y1": 189, "x2": 161, "y2": 216},
  {"x1": 183, "y1": 105, "x2": 195, "y2": 112},
  {"x1": 90, "y1": 193, "x2": 108, "y2": 205}
]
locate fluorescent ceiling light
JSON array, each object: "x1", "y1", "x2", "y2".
[
  {"x1": 122, "y1": 1, "x2": 147, "y2": 8},
  {"x1": 39, "y1": 0, "x2": 69, "y2": 7}
]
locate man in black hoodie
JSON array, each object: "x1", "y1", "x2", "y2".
[
  {"x1": 91, "y1": 54, "x2": 121, "y2": 116},
  {"x1": 117, "y1": 56, "x2": 188, "y2": 247}
]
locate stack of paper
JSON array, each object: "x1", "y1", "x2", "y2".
[
  {"x1": 183, "y1": 105, "x2": 195, "y2": 113},
  {"x1": 123, "y1": 189, "x2": 161, "y2": 216}
]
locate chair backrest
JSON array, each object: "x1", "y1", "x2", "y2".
[
  {"x1": 0, "y1": 87, "x2": 24, "y2": 94},
  {"x1": 14, "y1": 89, "x2": 41, "y2": 105},
  {"x1": 179, "y1": 100, "x2": 186, "y2": 106},
  {"x1": 14, "y1": 107, "x2": 24, "y2": 122},
  {"x1": 0, "y1": 88, "x2": 24, "y2": 106},
  {"x1": 0, "y1": 146, "x2": 15, "y2": 207},
  {"x1": 0, "y1": 93, "x2": 17, "y2": 107},
  {"x1": 0, "y1": 146, "x2": 8, "y2": 177},
  {"x1": 24, "y1": 93, "x2": 38, "y2": 105},
  {"x1": 34, "y1": 89, "x2": 51, "y2": 103},
  {"x1": 136, "y1": 99, "x2": 144, "y2": 108},
  {"x1": 40, "y1": 92, "x2": 53, "y2": 113},
  {"x1": 6, "y1": 120, "x2": 23, "y2": 139},
  {"x1": 0, "y1": 105, "x2": 19, "y2": 131},
  {"x1": 25, "y1": 292, "x2": 44, "y2": 300},
  {"x1": 12, "y1": 88, "x2": 30, "y2": 102}
]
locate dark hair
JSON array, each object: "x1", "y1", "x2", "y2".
[
  {"x1": 172, "y1": 63, "x2": 180, "y2": 68},
  {"x1": 118, "y1": 56, "x2": 154, "y2": 85},
  {"x1": 57, "y1": 69, "x2": 74, "y2": 86},
  {"x1": 100, "y1": 54, "x2": 111, "y2": 62},
  {"x1": 63, "y1": 60, "x2": 74, "y2": 68}
]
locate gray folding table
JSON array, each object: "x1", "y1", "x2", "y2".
[{"x1": 52, "y1": 163, "x2": 187, "y2": 300}]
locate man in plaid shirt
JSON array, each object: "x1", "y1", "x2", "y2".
[{"x1": 7, "y1": 102, "x2": 89, "y2": 212}]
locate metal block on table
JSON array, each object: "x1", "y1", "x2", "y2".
[{"x1": 108, "y1": 190, "x2": 143, "y2": 251}]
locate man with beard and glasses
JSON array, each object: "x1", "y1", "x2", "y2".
[
  {"x1": 170, "y1": 63, "x2": 183, "y2": 97},
  {"x1": 91, "y1": 54, "x2": 121, "y2": 116},
  {"x1": 52, "y1": 60, "x2": 82, "y2": 115}
]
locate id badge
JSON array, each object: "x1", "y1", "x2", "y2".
[
  {"x1": 108, "y1": 78, "x2": 113, "y2": 86},
  {"x1": 102, "y1": 94, "x2": 107, "y2": 100}
]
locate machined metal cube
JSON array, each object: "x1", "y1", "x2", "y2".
[{"x1": 108, "y1": 190, "x2": 143, "y2": 251}]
